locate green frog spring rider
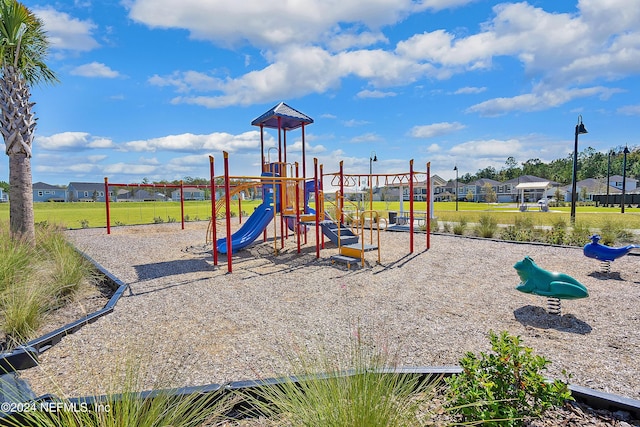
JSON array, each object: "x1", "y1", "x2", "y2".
[{"x1": 514, "y1": 256, "x2": 588, "y2": 315}]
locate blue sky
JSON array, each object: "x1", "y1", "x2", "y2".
[{"x1": 5, "y1": 0, "x2": 640, "y2": 187}]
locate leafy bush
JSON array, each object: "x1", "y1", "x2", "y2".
[
  {"x1": 446, "y1": 330, "x2": 572, "y2": 426},
  {"x1": 543, "y1": 217, "x2": 567, "y2": 245},
  {"x1": 442, "y1": 221, "x2": 451, "y2": 233},
  {"x1": 566, "y1": 222, "x2": 591, "y2": 246},
  {"x1": 598, "y1": 219, "x2": 633, "y2": 245},
  {"x1": 475, "y1": 214, "x2": 498, "y2": 238},
  {"x1": 153, "y1": 216, "x2": 164, "y2": 224}
]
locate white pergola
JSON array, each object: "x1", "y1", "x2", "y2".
[{"x1": 515, "y1": 181, "x2": 551, "y2": 209}]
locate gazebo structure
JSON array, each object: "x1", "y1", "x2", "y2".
[
  {"x1": 251, "y1": 102, "x2": 314, "y2": 179},
  {"x1": 515, "y1": 181, "x2": 551, "y2": 210}
]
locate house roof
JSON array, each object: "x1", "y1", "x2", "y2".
[
  {"x1": 251, "y1": 102, "x2": 314, "y2": 130},
  {"x1": 609, "y1": 174, "x2": 638, "y2": 183},
  {"x1": 68, "y1": 182, "x2": 104, "y2": 191},
  {"x1": 470, "y1": 178, "x2": 501, "y2": 186},
  {"x1": 33, "y1": 181, "x2": 65, "y2": 190}
]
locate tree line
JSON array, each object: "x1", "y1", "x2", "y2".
[{"x1": 458, "y1": 145, "x2": 639, "y2": 184}]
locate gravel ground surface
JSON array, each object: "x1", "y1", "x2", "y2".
[{"x1": 18, "y1": 221, "x2": 640, "y2": 424}]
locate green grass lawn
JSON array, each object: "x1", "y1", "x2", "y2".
[{"x1": 1, "y1": 199, "x2": 639, "y2": 230}]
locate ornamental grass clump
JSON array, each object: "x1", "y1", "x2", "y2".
[
  {"x1": 445, "y1": 330, "x2": 572, "y2": 426},
  {"x1": 0, "y1": 221, "x2": 97, "y2": 349},
  {"x1": 452, "y1": 217, "x2": 468, "y2": 235},
  {"x1": 2, "y1": 353, "x2": 234, "y2": 427},
  {"x1": 475, "y1": 214, "x2": 498, "y2": 238},
  {"x1": 245, "y1": 331, "x2": 443, "y2": 427}
]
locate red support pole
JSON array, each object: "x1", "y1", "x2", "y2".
[
  {"x1": 260, "y1": 124, "x2": 265, "y2": 172},
  {"x1": 224, "y1": 151, "x2": 232, "y2": 273},
  {"x1": 283, "y1": 129, "x2": 287, "y2": 164},
  {"x1": 426, "y1": 162, "x2": 431, "y2": 250},
  {"x1": 314, "y1": 158, "x2": 320, "y2": 259},
  {"x1": 339, "y1": 161, "x2": 344, "y2": 225},
  {"x1": 409, "y1": 159, "x2": 414, "y2": 253},
  {"x1": 320, "y1": 163, "x2": 324, "y2": 249},
  {"x1": 210, "y1": 156, "x2": 218, "y2": 266},
  {"x1": 104, "y1": 177, "x2": 111, "y2": 234},
  {"x1": 180, "y1": 180, "x2": 185, "y2": 230},
  {"x1": 278, "y1": 117, "x2": 282, "y2": 163},
  {"x1": 301, "y1": 123, "x2": 306, "y2": 179},
  {"x1": 295, "y1": 162, "x2": 301, "y2": 254}
]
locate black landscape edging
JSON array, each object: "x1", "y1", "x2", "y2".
[
  {"x1": 0, "y1": 249, "x2": 129, "y2": 373},
  {"x1": 2, "y1": 367, "x2": 637, "y2": 425}
]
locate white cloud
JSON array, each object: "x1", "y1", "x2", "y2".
[
  {"x1": 466, "y1": 86, "x2": 621, "y2": 116},
  {"x1": 618, "y1": 105, "x2": 640, "y2": 115},
  {"x1": 36, "y1": 132, "x2": 114, "y2": 150},
  {"x1": 34, "y1": 7, "x2": 100, "y2": 52},
  {"x1": 350, "y1": 132, "x2": 381, "y2": 143},
  {"x1": 409, "y1": 122, "x2": 466, "y2": 138},
  {"x1": 454, "y1": 86, "x2": 486, "y2": 95},
  {"x1": 356, "y1": 89, "x2": 397, "y2": 98},
  {"x1": 450, "y1": 139, "x2": 522, "y2": 158},
  {"x1": 119, "y1": 131, "x2": 272, "y2": 153},
  {"x1": 127, "y1": 0, "x2": 474, "y2": 49},
  {"x1": 70, "y1": 62, "x2": 120, "y2": 78}
]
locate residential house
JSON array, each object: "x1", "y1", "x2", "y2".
[
  {"x1": 67, "y1": 182, "x2": 111, "y2": 202},
  {"x1": 171, "y1": 188, "x2": 205, "y2": 201},
  {"x1": 608, "y1": 175, "x2": 637, "y2": 191},
  {"x1": 33, "y1": 182, "x2": 67, "y2": 202},
  {"x1": 561, "y1": 178, "x2": 620, "y2": 202},
  {"x1": 459, "y1": 178, "x2": 501, "y2": 202}
]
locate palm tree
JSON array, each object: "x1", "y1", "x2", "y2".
[{"x1": 0, "y1": 0, "x2": 57, "y2": 243}]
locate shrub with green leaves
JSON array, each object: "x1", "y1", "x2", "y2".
[
  {"x1": 445, "y1": 330, "x2": 572, "y2": 426},
  {"x1": 566, "y1": 222, "x2": 591, "y2": 246},
  {"x1": 598, "y1": 219, "x2": 633, "y2": 245}
]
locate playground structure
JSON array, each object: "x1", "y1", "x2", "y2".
[
  {"x1": 208, "y1": 103, "x2": 432, "y2": 272},
  {"x1": 103, "y1": 102, "x2": 433, "y2": 272},
  {"x1": 583, "y1": 234, "x2": 640, "y2": 273},
  {"x1": 514, "y1": 256, "x2": 588, "y2": 315}
]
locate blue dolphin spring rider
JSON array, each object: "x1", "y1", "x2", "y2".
[
  {"x1": 583, "y1": 234, "x2": 640, "y2": 273},
  {"x1": 514, "y1": 256, "x2": 588, "y2": 315}
]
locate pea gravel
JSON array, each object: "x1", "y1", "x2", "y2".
[{"x1": 20, "y1": 222, "x2": 640, "y2": 405}]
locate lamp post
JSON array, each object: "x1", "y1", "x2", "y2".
[
  {"x1": 570, "y1": 115, "x2": 588, "y2": 224},
  {"x1": 369, "y1": 151, "x2": 377, "y2": 176},
  {"x1": 369, "y1": 151, "x2": 377, "y2": 210},
  {"x1": 622, "y1": 145, "x2": 630, "y2": 213},
  {"x1": 453, "y1": 165, "x2": 459, "y2": 211},
  {"x1": 606, "y1": 149, "x2": 613, "y2": 207}
]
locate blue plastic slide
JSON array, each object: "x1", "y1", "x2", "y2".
[{"x1": 216, "y1": 202, "x2": 274, "y2": 254}]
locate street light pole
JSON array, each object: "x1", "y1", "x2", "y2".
[
  {"x1": 369, "y1": 151, "x2": 377, "y2": 211},
  {"x1": 622, "y1": 145, "x2": 629, "y2": 213},
  {"x1": 453, "y1": 165, "x2": 459, "y2": 212},
  {"x1": 570, "y1": 115, "x2": 588, "y2": 224},
  {"x1": 606, "y1": 149, "x2": 613, "y2": 207}
]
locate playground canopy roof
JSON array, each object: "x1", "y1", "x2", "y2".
[{"x1": 251, "y1": 102, "x2": 314, "y2": 130}]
